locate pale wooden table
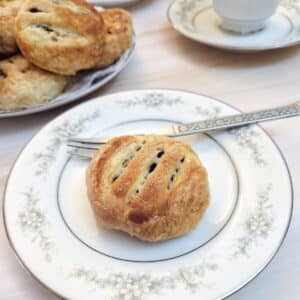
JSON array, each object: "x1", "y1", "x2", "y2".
[{"x1": 1, "y1": 1, "x2": 300, "y2": 299}]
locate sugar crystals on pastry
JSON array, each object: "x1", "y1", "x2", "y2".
[
  {"x1": 0, "y1": 0, "x2": 21, "y2": 55},
  {"x1": 15, "y1": 0, "x2": 105, "y2": 75},
  {"x1": 86, "y1": 135, "x2": 210, "y2": 242},
  {"x1": 95, "y1": 8, "x2": 133, "y2": 68},
  {"x1": 0, "y1": 54, "x2": 68, "y2": 109}
]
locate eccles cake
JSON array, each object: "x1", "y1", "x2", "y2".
[{"x1": 86, "y1": 135, "x2": 210, "y2": 242}]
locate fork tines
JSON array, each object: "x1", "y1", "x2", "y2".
[
  {"x1": 67, "y1": 147, "x2": 96, "y2": 159},
  {"x1": 68, "y1": 137, "x2": 108, "y2": 144},
  {"x1": 67, "y1": 138, "x2": 104, "y2": 159},
  {"x1": 67, "y1": 141, "x2": 100, "y2": 150}
]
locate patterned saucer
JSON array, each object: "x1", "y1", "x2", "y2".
[
  {"x1": 168, "y1": 0, "x2": 300, "y2": 52},
  {"x1": 3, "y1": 89, "x2": 292, "y2": 299}
]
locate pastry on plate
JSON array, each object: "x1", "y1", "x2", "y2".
[
  {"x1": 96, "y1": 8, "x2": 132, "y2": 68},
  {"x1": 15, "y1": 0, "x2": 105, "y2": 75},
  {"x1": 86, "y1": 135, "x2": 209, "y2": 242},
  {"x1": 0, "y1": 0, "x2": 21, "y2": 55},
  {"x1": 0, "y1": 54, "x2": 68, "y2": 110}
]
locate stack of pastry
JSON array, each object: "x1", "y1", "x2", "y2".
[{"x1": 0, "y1": 0, "x2": 133, "y2": 110}]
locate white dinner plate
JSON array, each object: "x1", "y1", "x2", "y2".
[
  {"x1": 0, "y1": 35, "x2": 135, "y2": 119},
  {"x1": 3, "y1": 89, "x2": 293, "y2": 299},
  {"x1": 168, "y1": 0, "x2": 300, "y2": 52}
]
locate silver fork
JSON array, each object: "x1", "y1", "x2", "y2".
[{"x1": 67, "y1": 101, "x2": 300, "y2": 159}]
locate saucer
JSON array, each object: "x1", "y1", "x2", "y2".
[{"x1": 168, "y1": 0, "x2": 300, "y2": 52}]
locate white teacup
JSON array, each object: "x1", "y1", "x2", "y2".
[{"x1": 213, "y1": 0, "x2": 281, "y2": 34}]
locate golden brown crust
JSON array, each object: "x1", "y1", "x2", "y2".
[
  {"x1": 0, "y1": 54, "x2": 69, "y2": 109},
  {"x1": 0, "y1": 0, "x2": 21, "y2": 55},
  {"x1": 95, "y1": 8, "x2": 132, "y2": 68},
  {"x1": 86, "y1": 135, "x2": 210, "y2": 242},
  {"x1": 15, "y1": 0, "x2": 105, "y2": 75}
]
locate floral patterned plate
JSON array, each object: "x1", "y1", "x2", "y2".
[
  {"x1": 3, "y1": 89, "x2": 293, "y2": 299},
  {"x1": 168, "y1": 0, "x2": 300, "y2": 52}
]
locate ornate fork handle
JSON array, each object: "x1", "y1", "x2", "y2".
[
  {"x1": 68, "y1": 101, "x2": 300, "y2": 159},
  {"x1": 173, "y1": 102, "x2": 300, "y2": 136}
]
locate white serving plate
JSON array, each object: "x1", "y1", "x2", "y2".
[
  {"x1": 89, "y1": 0, "x2": 142, "y2": 7},
  {"x1": 0, "y1": 35, "x2": 136, "y2": 118}
]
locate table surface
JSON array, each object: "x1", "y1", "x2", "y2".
[{"x1": 1, "y1": 1, "x2": 300, "y2": 299}]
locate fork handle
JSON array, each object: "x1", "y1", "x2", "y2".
[
  {"x1": 69, "y1": 102, "x2": 300, "y2": 146},
  {"x1": 171, "y1": 102, "x2": 300, "y2": 136}
]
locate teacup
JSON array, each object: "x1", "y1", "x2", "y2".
[{"x1": 212, "y1": 0, "x2": 281, "y2": 34}]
